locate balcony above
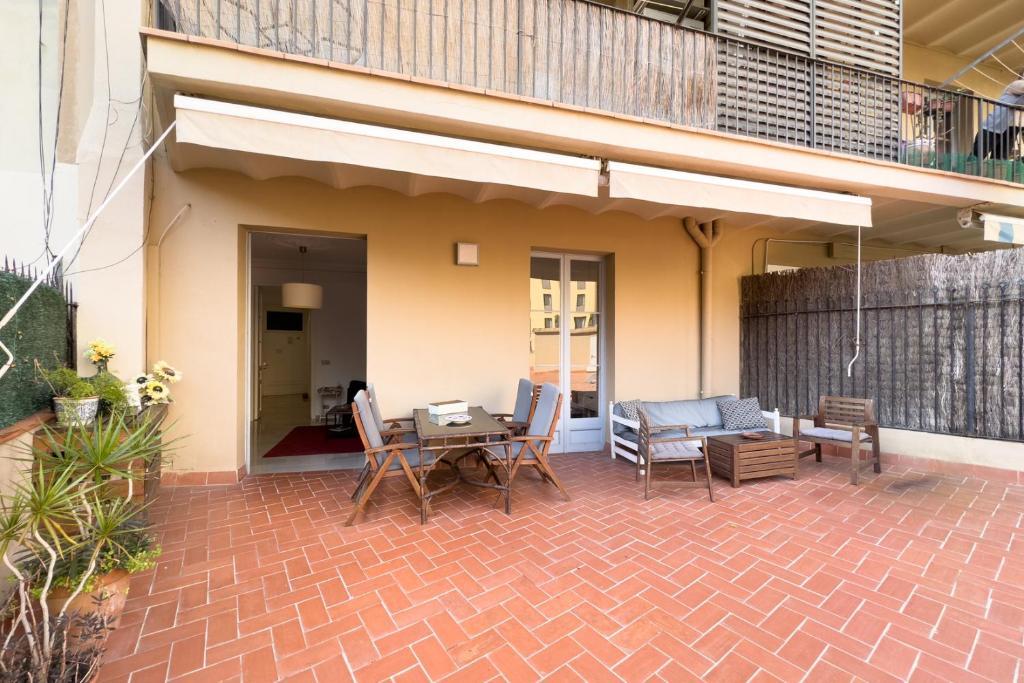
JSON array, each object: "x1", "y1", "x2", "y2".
[{"x1": 153, "y1": 0, "x2": 1024, "y2": 187}]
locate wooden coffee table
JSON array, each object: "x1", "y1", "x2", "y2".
[{"x1": 705, "y1": 432, "x2": 797, "y2": 487}]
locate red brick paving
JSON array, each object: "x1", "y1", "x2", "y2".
[{"x1": 98, "y1": 452, "x2": 1024, "y2": 682}]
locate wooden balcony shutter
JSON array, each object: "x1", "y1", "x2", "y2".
[
  {"x1": 715, "y1": 0, "x2": 901, "y2": 160},
  {"x1": 715, "y1": 0, "x2": 814, "y2": 145}
]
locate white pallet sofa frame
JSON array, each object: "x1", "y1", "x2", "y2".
[{"x1": 608, "y1": 401, "x2": 782, "y2": 464}]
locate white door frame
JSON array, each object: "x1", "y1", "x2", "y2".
[{"x1": 531, "y1": 251, "x2": 607, "y2": 453}]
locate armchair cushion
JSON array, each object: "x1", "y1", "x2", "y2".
[
  {"x1": 648, "y1": 441, "x2": 703, "y2": 460},
  {"x1": 799, "y1": 426, "x2": 872, "y2": 443},
  {"x1": 717, "y1": 398, "x2": 768, "y2": 431},
  {"x1": 528, "y1": 383, "x2": 560, "y2": 437},
  {"x1": 512, "y1": 378, "x2": 534, "y2": 423}
]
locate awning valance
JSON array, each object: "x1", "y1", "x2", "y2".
[
  {"x1": 982, "y1": 213, "x2": 1024, "y2": 245},
  {"x1": 606, "y1": 161, "x2": 873, "y2": 227},
  {"x1": 173, "y1": 95, "x2": 602, "y2": 197}
]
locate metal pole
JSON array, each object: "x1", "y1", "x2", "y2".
[
  {"x1": 939, "y1": 27, "x2": 1024, "y2": 88},
  {"x1": 846, "y1": 224, "x2": 862, "y2": 377}
]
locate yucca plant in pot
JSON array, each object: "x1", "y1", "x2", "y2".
[{"x1": 0, "y1": 415, "x2": 168, "y2": 682}]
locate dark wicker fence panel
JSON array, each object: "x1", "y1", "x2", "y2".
[
  {"x1": 0, "y1": 259, "x2": 77, "y2": 429},
  {"x1": 741, "y1": 254, "x2": 1024, "y2": 442}
]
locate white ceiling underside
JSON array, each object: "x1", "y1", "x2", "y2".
[
  {"x1": 904, "y1": 0, "x2": 1024, "y2": 76},
  {"x1": 170, "y1": 95, "x2": 1018, "y2": 252}
]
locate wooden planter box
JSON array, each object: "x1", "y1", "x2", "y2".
[
  {"x1": 32, "y1": 405, "x2": 168, "y2": 503},
  {"x1": 706, "y1": 433, "x2": 797, "y2": 487}
]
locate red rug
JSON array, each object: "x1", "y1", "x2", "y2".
[{"x1": 263, "y1": 426, "x2": 364, "y2": 458}]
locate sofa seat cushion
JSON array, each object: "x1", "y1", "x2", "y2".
[
  {"x1": 648, "y1": 441, "x2": 703, "y2": 460},
  {"x1": 616, "y1": 428, "x2": 694, "y2": 444},
  {"x1": 800, "y1": 427, "x2": 872, "y2": 443},
  {"x1": 690, "y1": 427, "x2": 770, "y2": 438}
]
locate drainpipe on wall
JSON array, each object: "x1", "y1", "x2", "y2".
[{"x1": 684, "y1": 217, "x2": 721, "y2": 399}]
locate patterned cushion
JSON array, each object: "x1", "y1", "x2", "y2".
[
  {"x1": 618, "y1": 399, "x2": 641, "y2": 422},
  {"x1": 717, "y1": 398, "x2": 767, "y2": 431}
]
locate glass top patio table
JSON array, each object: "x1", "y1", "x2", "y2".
[{"x1": 412, "y1": 407, "x2": 512, "y2": 523}]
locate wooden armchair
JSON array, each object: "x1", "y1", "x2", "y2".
[
  {"x1": 492, "y1": 379, "x2": 538, "y2": 437},
  {"x1": 506, "y1": 383, "x2": 570, "y2": 501},
  {"x1": 638, "y1": 408, "x2": 714, "y2": 502},
  {"x1": 347, "y1": 390, "x2": 425, "y2": 525},
  {"x1": 794, "y1": 396, "x2": 881, "y2": 485}
]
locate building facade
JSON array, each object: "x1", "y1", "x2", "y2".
[{"x1": 4, "y1": 0, "x2": 1024, "y2": 480}]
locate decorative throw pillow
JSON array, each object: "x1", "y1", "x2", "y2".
[
  {"x1": 718, "y1": 397, "x2": 767, "y2": 431},
  {"x1": 618, "y1": 399, "x2": 641, "y2": 422}
]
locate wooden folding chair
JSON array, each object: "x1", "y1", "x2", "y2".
[
  {"x1": 638, "y1": 407, "x2": 714, "y2": 502},
  {"x1": 367, "y1": 384, "x2": 416, "y2": 444},
  {"x1": 506, "y1": 383, "x2": 570, "y2": 501},
  {"x1": 347, "y1": 390, "x2": 424, "y2": 525},
  {"x1": 492, "y1": 379, "x2": 537, "y2": 437}
]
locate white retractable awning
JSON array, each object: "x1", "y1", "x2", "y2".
[
  {"x1": 981, "y1": 213, "x2": 1024, "y2": 245},
  {"x1": 172, "y1": 95, "x2": 602, "y2": 197},
  {"x1": 606, "y1": 161, "x2": 873, "y2": 227}
]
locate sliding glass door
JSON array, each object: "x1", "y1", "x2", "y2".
[{"x1": 529, "y1": 253, "x2": 605, "y2": 453}]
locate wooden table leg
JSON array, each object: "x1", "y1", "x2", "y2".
[{"x1": 850, "y1": 429, "x2": 860, "y2": 486}]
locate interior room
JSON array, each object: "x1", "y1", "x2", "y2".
[{"x1": 249, "y1": 231, "x2": 367, "y2": 473}]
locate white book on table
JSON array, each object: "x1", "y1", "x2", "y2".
[{"x1": 428, "y1": 399, "x2": 468, "y2": 416}]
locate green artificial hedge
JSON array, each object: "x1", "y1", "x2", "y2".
[{"x1": 0, "y1": 271, "x2": 69, "y2": 429}]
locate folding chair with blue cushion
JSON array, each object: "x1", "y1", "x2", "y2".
[
  {"x1": 347, "y1": 390, "x2": 428, "y2": 525},
  {"x1": 367, "y1": 384, "x2": 416, "y2": 444},
  {"x1": 506, "y1": 382, "x2": 570, "y2": 501},
  {"x1": 638, "y1": 406, "x2": 714, "y2": 502},
  {"x1": 492, "y1": 378, "x2": 536, "y2": 436}
]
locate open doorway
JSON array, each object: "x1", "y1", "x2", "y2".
[{"x1": 249, "y1": 232, "x2": 367, "y2": 473}]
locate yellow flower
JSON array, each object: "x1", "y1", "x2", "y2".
[
  {"x1": 143, "y1": 380, "x2": 170, "y2": 404},
  {"x1": 85, "y1": 339, "x2": 116, "y2": 364},
  {"x1": 152, "y1": 361, "x2": 182, "y2": 384}
]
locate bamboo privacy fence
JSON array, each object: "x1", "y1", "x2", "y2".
[{"x1": 740, "y1": 249, "x2": 1024, "y2": 441}]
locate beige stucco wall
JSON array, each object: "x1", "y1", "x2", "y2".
[
  {"x1": 145, "y1": 163, "x2": 1024, "y2": 476},
  {"x1": 149, "y1": 162, "x2": 724, "y2": 473},
  {"x1": 902, "y1": 42, "x2": 1013, "y2": 100}
]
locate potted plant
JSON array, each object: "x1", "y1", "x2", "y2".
[
  {"x1": 0, "y1": 415, "x2": 169, "y2": 680},
  {"x1": 37, "y1": 366, "x2": 100, "y2": 428}
]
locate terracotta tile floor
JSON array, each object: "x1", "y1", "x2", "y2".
[{"x1": 98, "y1": 453, "x2": 1024, "y2": 683}]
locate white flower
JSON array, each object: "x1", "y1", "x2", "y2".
[{"x1": 152, "y1": 361, "x2": 182, "y2": 384}]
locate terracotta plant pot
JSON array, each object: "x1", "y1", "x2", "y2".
[
  {"x1": 53, "y1": 397, "x2": 100, "y2": 428},
  {"x1": 46, "y1": 569, "x2": 131, "y2": 647}
]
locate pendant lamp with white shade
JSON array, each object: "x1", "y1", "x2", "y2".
[{"x1": 282, "y1": 246, "x2": 323, "y2": 309}]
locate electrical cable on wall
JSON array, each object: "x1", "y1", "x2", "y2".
[{"x1": 0, "y1": 121, "x2": 177, "y2": 382}]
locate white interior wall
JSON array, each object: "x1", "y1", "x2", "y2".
[{"x1": 251, "y1": 261, "x2": 367, "y2": 422}]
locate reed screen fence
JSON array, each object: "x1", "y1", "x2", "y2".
[{"x1": 742, "y1": 280, "x2": 1024, "y2": 442}]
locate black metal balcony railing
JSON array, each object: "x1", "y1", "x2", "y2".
[{"x1": 155, "y1": 0, "x2": 1024, "y2": 185}]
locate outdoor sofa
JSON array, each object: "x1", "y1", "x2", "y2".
[{"x1": 608, "y1": 396, "x2": 781, "y2": 464}]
